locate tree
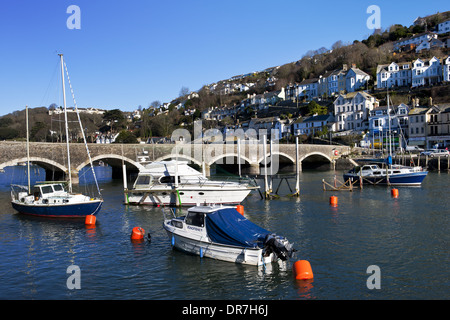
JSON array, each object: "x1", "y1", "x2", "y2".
[
  {"x1": 114, "y1": 130, "x2": 138, "y2": 144},
  {"x1": 307, "y1": 101, "x2": 327, "y2": 116},
  {"x1": 179, "y1": 86, "x2": 189, "y2": 97},
  {"x1": 102, "y1": 109, "x2": 126, "y2": 133},
  {"x1": 149, "y1": 100, "x2": 161, "y2": 109}
]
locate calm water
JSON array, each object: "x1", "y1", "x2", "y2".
[{"x1": 0, "y1": 170, "x2": 448, "y2": 300}]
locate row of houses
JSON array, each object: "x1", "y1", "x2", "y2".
[
  {"x1": 215, "y1": 88, "x2": 450, "y2": 150},
  {"x1": 393, "y1": 31, "x2": 449, "y2": 53},
  {"x1": 376, "y1": 56, "x2": 450, "y2": 88}
]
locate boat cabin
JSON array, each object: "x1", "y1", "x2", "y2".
[{"x1": 32, "y1": 183, "x2": 67, "y2": 200}]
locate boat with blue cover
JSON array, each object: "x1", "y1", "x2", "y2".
[{"x1": 163, "y1": 205, "x2": 294, "y2": 266}]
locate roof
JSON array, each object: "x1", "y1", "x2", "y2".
[
  {"x1": 408, "y1": 107, "x2": 429, "y2": 115},
  {"x1": 335, "y1": 91, "x2": 375, "y2": 101},
  {"x1": 302, "y1": 114, "x2": 334, "y2": 122}
]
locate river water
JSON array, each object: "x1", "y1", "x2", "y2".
[{"x1": 0, "y1": 169, "x2": 448, "y2": 300}]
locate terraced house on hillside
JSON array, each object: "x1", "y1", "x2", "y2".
[{"x1": 333, "y1": 91, "x2": 378, "y2": 132}]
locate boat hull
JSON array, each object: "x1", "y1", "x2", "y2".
[
  {"x1": 128, "y1": 188, "x2": 253, "y2": 206},
  {"x1": 343, "y1": 171, "x2": 428, "y2": 186},
  {"x1": 11, "y1": 200, "x2": 103, "y2": 218},
  {"x1": 163, "y1": 222, "x2": 274, "y2": 266}
]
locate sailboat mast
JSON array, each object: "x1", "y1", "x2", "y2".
[
  {"x1": 59, "y1": 54, "x2": 72, "y2": 193},
  {"x1": 26, "y1": 105, "x2": 31, "y2": 193},
  {"x1": 387, "y1": 87, "x2": 392, "y2": 157}
]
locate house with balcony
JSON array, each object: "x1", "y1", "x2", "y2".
[
  {"x1": 376, "y1": 62, "x2": 412, "y2": 88},
  {"x1": 368, "y1": 103, "x2": 410, "y2": 148},
  {"x1": 334, "y1": 91, "x2": 378, "y2": 133},
  {"x1": 411, "y1": 56, "x2": 442, "y2": 87},
  {"x1": 425, "y1": 104, "x2": 450, "y2": 148}
]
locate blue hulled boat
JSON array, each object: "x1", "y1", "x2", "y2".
[
  {"x1": 10, "y1": 54, "x2": 103, "y2": 218},
  {"x1": 11, "y1": 183, "x2": 102, "y2": 218},
  {"x1": 343, "y1": 159, "x2": 428, "y2": 186}
]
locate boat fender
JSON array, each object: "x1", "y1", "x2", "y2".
[{"x1": 42, "y1": 199, "x2": 48, "y2": 204}]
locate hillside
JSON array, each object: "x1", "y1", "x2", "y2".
[{"x1": 1, "y1": 10, "x2": 450, "y2": 141}]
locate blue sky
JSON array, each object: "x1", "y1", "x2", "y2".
[{"x1": 0, "y1": 0, "x2": 448, "y2": 116}]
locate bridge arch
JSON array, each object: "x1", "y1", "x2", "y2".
[
  {"x1": 75, "y1": 154, "x2": 145, "y2": 172},
  {"x1": 300, "y1": 152, "x2": 333, "y2": 163},
  {"x1": 207, "y1": 153, "x2": 253, "y2": 167},
  {"x1": 0, "y1": 157, "x2": 68, "y2": 172},
  {"x1": 154, "y1": 154, "x2": 203, "y2": 167},
  {"x1": 256, "y1": 152, "x2": 296, "y2": 165}
]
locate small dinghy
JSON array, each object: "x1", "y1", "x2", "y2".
[{"x1": 163, "y1": 205, "x2": 295, "y2": 266}]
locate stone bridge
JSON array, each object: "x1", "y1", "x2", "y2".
[{"x1": 0, "y1": 141, "x2": 351, "y2": 183}]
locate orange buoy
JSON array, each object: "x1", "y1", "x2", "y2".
[
  {"x1": 391, "y1": 188, "x2": 399, "y2": 198},
  {"x1": 330, "y1": 196, "x2": 338, "y2": 207},
  {"x1": 85, "y1": 215, "x2": 96, "y2": 225},
  {"x1": 293, "y1": 260, "x2": 314, "y2": 280},
  {"x1": 131, "y1": 227, "x2": 145, "y2": 241},
  {"x1": 236, "y1": 205, "x2": 244, "y2": 216}
]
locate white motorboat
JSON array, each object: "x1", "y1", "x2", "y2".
[
  {"x1": 163, "y1": 205, "x2": 295, "y2": 266},
  {"x1": 126, "y1": 160, "x2": 259, "y2": 206}
]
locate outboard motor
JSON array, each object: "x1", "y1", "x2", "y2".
[{"x1": 263, "y1": 233, "x2": 294, "y2": 261}]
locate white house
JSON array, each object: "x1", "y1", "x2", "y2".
[
  {"x1": 393, "y1": 32, "x2": 438, "y2": 51},
  {"x1": 345, "y1": 67, "x2": 370, "y2": 92},
  {"x1": 376, "y1": 62, "x2": 412, "y2": 88},
  {"x1": 437, "y1": 19, "x2": 450, "y2": 34},
  {"x1": 411, "y1": 56, "x2": 442, "y2": 87},
  {"x1": 292, "y1": 114, "x2": 336, "y2": 136},
  {"x1": 415, "y1": 38, "x2": 445, "y2": 52},
  {"x1": 334, "y1": 91, "x2": 378, "y2": 132},
  {"x1": 368, "y1": 103, "x2": 410, "y2": 146},
  {"x1": 443, "y1": 56, "x2": 450, "y2": 82},
  {"x1": 286, "y1": 79, "x2": 319, "y2": 101}
]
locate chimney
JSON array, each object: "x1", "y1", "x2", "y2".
[{"x1": 342, "y1": 64, "x2": 348, "y2": 71}]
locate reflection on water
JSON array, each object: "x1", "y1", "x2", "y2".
[{"x1": 0, "y1": 171, "x2": 449, "y2": 300}]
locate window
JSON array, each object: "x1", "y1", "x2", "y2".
[
  {"x1": 185, "y1": 211, "x2": 204, "y2": 227},
  {"x1": 53, "y1": 184, "x2": 64, "y2": 192},
  {"x1": 136, "y1": 175, "x2": 152, "y2": 185},
  {"x1": 160, "y1": 176, "x2": 181, "y2": 184},
  {"x1": 41, "y1": 186, "x2": 53, "y2": 194}
]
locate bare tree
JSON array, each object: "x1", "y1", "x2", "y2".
[{"x1": 179, "y1": 86, "x2": 190, "y2": 97}]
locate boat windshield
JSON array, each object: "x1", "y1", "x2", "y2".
[
  {"x1": 41, "y1": 185, "x2": 54, "y2": 194},
  {"x1": 135, "y1": 175, "x2": 153, "y2": 185},
  {"x1": 185, "y1": 211, "x2": 204, "y2": 227},
  {"x1": 53, "y1": 184, "x2": 65, "y2": 192}
]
